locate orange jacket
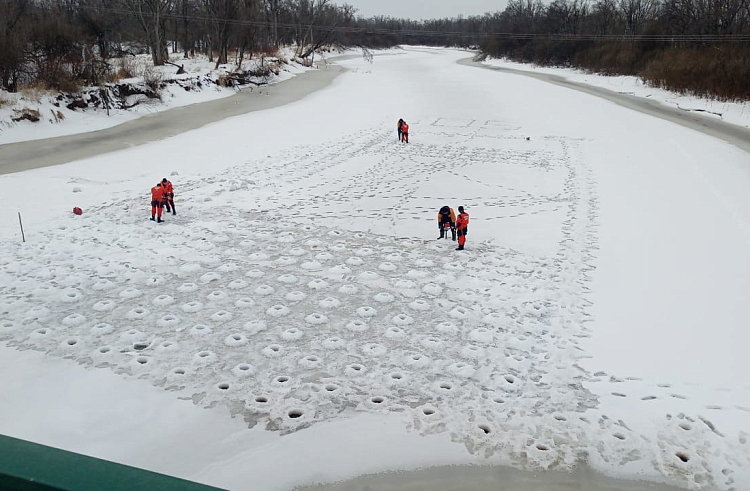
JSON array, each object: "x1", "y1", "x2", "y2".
[
  {"x1": 456, "y1": 212, "x2": 469, "y2": 230},
  {"x1": 437, "y1": 207, "x2": 455, "y2": 225},
  {"x1": 163, "y1": 180, "x2": 173, "y2": 194},
  {"x1": 401, "y1": 123, "x2": 409, "y2": 133},
  {"x1": 151, "y1": 185, "x2": 164, "y2": 201}
]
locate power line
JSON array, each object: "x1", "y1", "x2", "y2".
[{"x1": 59, "y1": 4, "x2": 750, "y2": 42}]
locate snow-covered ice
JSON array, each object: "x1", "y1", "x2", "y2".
[{"x1": 1, "y1": 46, "x2": 749, "y2": 491}]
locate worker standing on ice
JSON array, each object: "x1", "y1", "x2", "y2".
[
  {"x1": 401, "y1": 120, "x2": 409, "y2": 143},
  {"x1": 397, "y1": 119, "x2": 404, "y2": 141},
  {"x1": 150, "y1": 182, "x2": 165, "y2": 223},
  {"x1": 455, "y1": 206, "x2": 469, "y2": 250},
  {"x1": 162, "y1": 177, "x2": 175, "y2": 215},
  {"x1": 437, "y1": 206, "x2": 456, "y2": 241}
]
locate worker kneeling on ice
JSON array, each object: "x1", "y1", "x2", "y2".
[{"x1": 437, "y1": 205, "x2": 456, "y2": 241}]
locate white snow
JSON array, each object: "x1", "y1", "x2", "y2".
[
  {"x1": 483, "y1": 56, "x2": 750, "y2": 129},
  {"x1": 1, "y1": 46, "x2": 749, "y2": 491}
]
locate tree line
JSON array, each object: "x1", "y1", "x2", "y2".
[{"x1": 2, "y1": 0, "x2": 749, "y2": 99}]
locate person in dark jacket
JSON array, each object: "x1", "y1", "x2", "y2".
[{"x1": 437, "y1": 206, "x2": 456, "y2": 241}]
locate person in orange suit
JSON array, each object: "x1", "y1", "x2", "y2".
[
  {"x1": 455, "y1": 206, "x2": 469, "y2": 250},
  {"x1": 151, "y1": 182, "x2": 165, "y2": 223},
  {"x1": 161, "y1": 178, "x2": 175, "y2": 215},
  {"x1": 401, "y1": 121, "x2": 409, "y2": 143},
  {"x1": 437, "y1": 206, "x2": 456, "y2": 240}
]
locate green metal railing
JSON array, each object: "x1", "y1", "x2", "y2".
[{"x1": 0, "y1": 434, "x2": 227, "y2": 491}]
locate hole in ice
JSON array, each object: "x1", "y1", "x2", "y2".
[
  {"x1": 536, "y1": 443, "x2": 549, "y2": 451},
  {"x1": 307, "y1": 356, "x2": 319, "y2": 362},
  {"x1": 198, "y1": 351, "x2": 210, "y2": 358},
  {"x1": 276, "y1": 376, "x2": 290, "y2": 383},
  {"x1": 478, "y1": 424, "x2": 491, "y2": 434},
  {"x1": 66, "y1": 339, "x2": 78, "y2": 346},
  {"x1": 679, "y1": 422, "x2": 692, "y2": 431},
  {"x1": 325, "y1": 385, "x2": 338, "y2": 392},
  {"x1": 134, "y1": 342, "x2": 149, "y2": 351},
  {"x1": 493, "y1": 397, "x2": 505, "y2": 404},
  {"x1": 232, "y1": 334, "x2": 242, "y2": 341},
  {"x1": 98, "y1": 347, "x2": 110, "y2": 354},
  {"x1": 218, "y1": 383, "x2": 230, "y2": 390},
  {"x1": 412, "y1": 355, "x2": 422, "y2": 360},
  {"x1": 350, "y1": 364, "x2": 363, "y2": 371},
  {"x1": 270, "y1": 345, "x2": 280, "y2": 352},
  {"x1": 554, "y1": 415, "x2": 567, "y2": 421},
  {"x1": 675, "y1": 452, "x2": 690, "y2": 463},
  {"x1": 504, "y1": 375, "x2": 515, "y2": 384},
  {"x1": 423, "y1": 407, "x2": 435, "y2": 416},
  {"x1": 288, "y1": 409, "x2": 303, "y2": 419},
  {"x1": 440, "y1": 382, "x2": 452, "y2": 390},
  {"x1": 36, "y1": 328, "x2": 48, "y2": 335},
  {"x1": 255, "y1": 396, "x2": 268, "y2": 403},
  {"x1": 613, "y1": 433, "x2": 626, "y2": 440},
  {"x1": 161, "y1": 342, "x2": 172, "y2": 348},
  {"x1": 173, "y1": 368, "x2": 185, "y2": 375},
  {"x1": 238, "y1": 364, "x2": 251, "y2": 371},
  {"x1": 390, "y1": 373, "x2": 403, "y2": 380},
  {"x1": 136, "y1": 357, "x2": 148, "y2": 365},
  {"x1": 371, "y1": 396, "x2": 384, "y2": 404}
]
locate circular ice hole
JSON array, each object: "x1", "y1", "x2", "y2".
[
  {"x1": 351, "y1": 364, "x2": 362, "y2": 371},
  {"x1": 440, "y1": 382, "x2": 452, "y2": 390},
  {"x1": 238, "y1": 364, "x2": 251, "y2": 371},
  {"x1": 325, "y1": 385, "x2": 337, "y2": 392},
  {"x1": 218, "y1": 383, "x2": 230, "y2": 390},
  {"x1": 136, "y1": 357, "x2": 148, "y2": 365},
  {"x1": 288, "y1": 409, "x2": 303, "y2": 419},
  {"x1": 371, "y1": 396, "x2": 384, "y2": 404},
  {"x1": 270, "y1": 345, "x2": 280, "y2": 352},
  {"x1": 307, "y1": 356, "x2": 319, "y2": 362},
  {"x1": 99, "y1": 347, "x2": 110, "y2": 354},
  {"x1": 423, "y1": 408, "x2": 435, "y2": 415},
  {"x1": 66, "y1": 339, "x2": 78, "y2": 346},
  {"x1": 198, "y1": 351, "x2": 210, "y2": 358},
  {"x1": 675, "y1": 452, "x2": 690, "y2": 463},
  {"x1": 173, "y1": 368, "x2": 185, "y2": 375},
  {"x1": 276, "y1": 376, "x2": 289, "y2": 383},
  {"x1": 255, "y1": 396, "x2": 268, "y2": 403},
  {"x1": 134, "y1": 342, "x2": 149, "y2": 351},
  {"x1": 493, "y1": 397, "x2": 505, "y2": 404},
  {"x1": 232, "y1": 334, "x2": 242, "y2": 341},
  {"x1": 536, "y1": 443, "x2": 549, "y2": 451},
  {"x1": 478, "y1": 424, "x2": 491, "y2": 434},
  {"x1": 504, "y1": 375, "x2": 515, "y2": 384},
  {"x1": 391, "y1": 373, "x2": 402, "y2": 380}
]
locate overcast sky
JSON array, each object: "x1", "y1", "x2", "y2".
[{"x1": 340, "y1": 0, "x2": 507, "y2": 20}]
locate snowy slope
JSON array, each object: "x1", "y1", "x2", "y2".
[
  {"x1": 1, "y1": 47, "x2": 749, "y2": 491},
  {"x1": 483, "y1": 57, "x2": 750, "y2": 129},
  {"x1": 0, "y1": 51, "x2": 311, "y2": 145}
]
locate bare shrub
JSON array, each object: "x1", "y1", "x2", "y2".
[
  {"x1": 117, "y1": 57, "x2": 140, "y2": 79},
  {"x1": 141, "y1": 65, "x2": 164, "y2": 93},
  {"x1": 11, "y1": 108, "x2": 42, "y2": 122},
  {"x1": 58, "y1": 78, "x2": 83, "y2": 94}
]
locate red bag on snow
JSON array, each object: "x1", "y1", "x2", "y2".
[{"x1": 73, "y1": 207, "x2": 83, "y2": 215}]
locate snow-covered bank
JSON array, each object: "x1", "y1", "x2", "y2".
[
  {"x1": 0, "y1": 51, "x2": 310, "y2": 145},
  {"x1": 1, "y1": 46, "x2": 749, "y2": 491},
  {"x1": 482, "y1": 57, "x2": 750, "y2": 130}
]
